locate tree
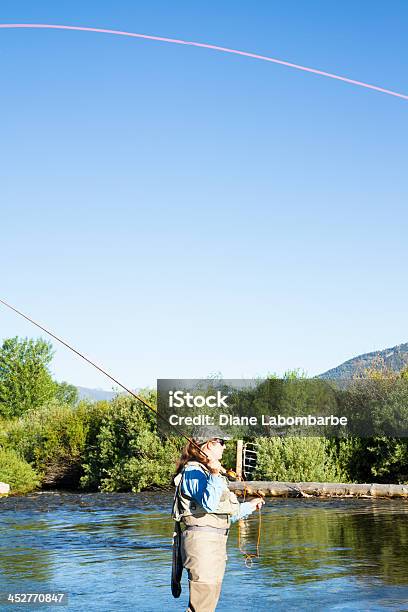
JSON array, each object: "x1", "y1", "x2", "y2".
[
  {"x1": 54, "y1": 381, "x2": 79, "y2": 406},
  {"x1": 0, "y1": 337, "x2": 56, "y2": 418}
]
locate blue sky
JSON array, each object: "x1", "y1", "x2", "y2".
[{"x1": 1, "y1": 1, "x2": 407, "y2": 390}]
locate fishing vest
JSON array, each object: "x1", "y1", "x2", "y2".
[{"x1": 172, "y1": 460, "x2": 240, "y2": 528}]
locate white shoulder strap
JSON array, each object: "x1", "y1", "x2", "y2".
[{"x1": 173, "y1": 473, "x2": 182, "y2": 487}]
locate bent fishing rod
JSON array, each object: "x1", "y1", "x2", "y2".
[
  {"x1": 0, "y1": 297, "x2": 238, "y2": 478},
  {"x1": 1, "y1": 297, "x2": 265, "y2": 563}
]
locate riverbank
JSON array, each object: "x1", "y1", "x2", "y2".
[{"x1": 2, "y1": 393, "x2": 408, "y2": 496}]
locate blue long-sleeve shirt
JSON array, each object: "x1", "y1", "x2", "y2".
[{"x1": 181, "y1": 463, "x2": 254, "y2": 523}]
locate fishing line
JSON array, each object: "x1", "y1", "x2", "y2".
[
  {"x1": 238, "y1": 486, "x2": 263, "y2": 567},
  {"x1": 0, "y1": 23, "x2": 407, "y2": 100},
  {"x1": 2, "y1": 17, "x2": 404, "y2": 568}
]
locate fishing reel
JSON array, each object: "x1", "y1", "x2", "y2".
[{"x1": 221, "y1": 467, "x2": 241, "y2": 481}]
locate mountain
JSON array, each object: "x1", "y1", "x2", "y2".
[
  {"x1": 75, "y1": 386, "x2": 145, "y2": 402},
  {"x1": 75, "y1": 342, "x2": 408, "y2": 397},
  {"x1": 319, "y1": 342, "x2": 408, "y2": 379},
  {"x1": 76, "y1": 386, "x2": 118, "y2": 402}
]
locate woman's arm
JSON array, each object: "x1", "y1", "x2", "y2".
[
  {"x1": 181, "y1": 466, "x2": 225, "y2": 512},
  {"x1": 181, "y1": 466, "x2": 265, "y2": 518},
  {"x1": 230, "y1": 501, "x2": 255, "y2": 523}
]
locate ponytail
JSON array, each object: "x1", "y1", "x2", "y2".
[{"x1": 175, "y1": 440, "x2": 211, "y2": 475}]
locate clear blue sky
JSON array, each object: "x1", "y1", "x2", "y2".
[{"x1": 1, "y1": 1, "x2": 407, "y2": 390}]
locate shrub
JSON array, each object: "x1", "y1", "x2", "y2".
[
  {"x1": 335, "y1": 436, "x2": 408, "y2": 484},
  {"x1": 0, "y1": 447, "x2": 40, "y2": 494},
  {"x1": 5, "y1": 399, "x2": 95, "y2": 487},
  {"x1": 80, "y1": 394, "x2": 183, "y2": 492},
  {"x1": 254, "y1": 436, "x2": 346, "y2": 482},
  {"x1": 334, "y1": 367, "x2": 408, "y2": 483}
]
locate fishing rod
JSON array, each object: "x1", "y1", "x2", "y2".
[
  {"x1": 1, "y1": 297, "x2": 265, "y2": 566},
  {"x1": 0, "y1": 298, "x2": 238, "y2": 478}
]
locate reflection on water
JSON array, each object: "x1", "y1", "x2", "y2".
[{"x1": 1, "y1": 492, "x2": 407, "y2": 611}]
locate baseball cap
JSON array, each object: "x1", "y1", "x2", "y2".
[{"x1": 193, "y1": 426, "x2": 232, "y2": 444}]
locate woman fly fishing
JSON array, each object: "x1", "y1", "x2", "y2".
[{"x1": 171, "y1": 428, "x2": 264, "y2": 612}]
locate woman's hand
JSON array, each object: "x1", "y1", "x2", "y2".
[{"x1": 249, "y1": 497, "x2": 265, "y2": 511}]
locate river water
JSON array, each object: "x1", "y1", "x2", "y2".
[{"x1": 0, "y1": 492, "x2": 407, "y2": 611}]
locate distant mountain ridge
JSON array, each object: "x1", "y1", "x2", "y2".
[
  {"x1": 319, "y1": 342, "x2": 408, "y2": 379},
  {"x1": 75, "y1": 386, "x2": 143, "y2": 402},
  {"x1": 76, "y1": 386, "x2": 118, "y2": 402},
  {"x1": 75, "y1": 342, "x2": 408, "y2": 398}
]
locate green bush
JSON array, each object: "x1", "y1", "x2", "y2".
[
  {"x1": 80, "y1": 394, "x2": 182, "y2": 492},
  {"x1": 0, "y1": 447, "x2": 40, "y2": 494},
  {"x1": 5, "y1": 399, "x2": 96, "y2": 487},
  {"x1": 2, "y1": 393, "x2": 183, "y2": 492},
  {"x1": 254, "y1": 436, "x2": 346, "y2": 482},
  {"x1": 334, "y1": 436, "x2": 408, "y2": 484},
  {"x1": 333, "y1": 369, "x2": 408, "y2": 484}
]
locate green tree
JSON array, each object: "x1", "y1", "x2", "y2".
[
  {"x1": 80, "y1": 395, "x2": 182, "y2": 492},
  {"x1": 54, "y1": 381, "x2": 79, "y2": 406},
  {"x1": 0, "y1": 337, "x2": 56, "y2": 418}
]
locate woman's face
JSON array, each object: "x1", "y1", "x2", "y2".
[{"x1": 204, "y1": 439, "x2": 225, "y2": 461}]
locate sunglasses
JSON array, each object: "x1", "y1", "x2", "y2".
[{"x1": 212, "y1": 438, "x2": 226, "y2": 446}]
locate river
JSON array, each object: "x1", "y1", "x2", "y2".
[{"x1": 1, "y1": 492, "x2": 407, "y2": 611}]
